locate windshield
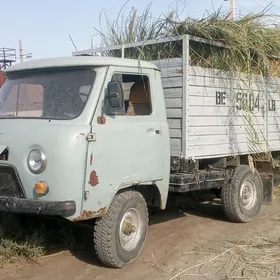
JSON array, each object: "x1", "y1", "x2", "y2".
[{"x1": 0, "y1": 68, "x2": 95, "y2": 119}]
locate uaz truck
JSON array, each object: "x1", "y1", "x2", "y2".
[{"x1": 0, "y1": 35, "x2": 278, "y2": 268}]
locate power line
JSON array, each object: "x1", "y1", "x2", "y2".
[
  {"x1": 263, "y1": 0, "x2": 280, "y2": 10},
  {"x1": 231, "y1": 0, "x2": 280, "y2": 22}
]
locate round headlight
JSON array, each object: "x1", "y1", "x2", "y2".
[{"x1": 28, "y1": 149, "x2": 47, "y2": 174}]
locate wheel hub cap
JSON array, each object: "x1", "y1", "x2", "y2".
[
  {"x1": 119, "y1": 208, "x2": 142, "y2": 251},
  {"x1": 122, "y1": 220, "x2": 136, "y2": 235},
  {"x1": 240, "y1": 179, "x2": 257, "y2": 210}
]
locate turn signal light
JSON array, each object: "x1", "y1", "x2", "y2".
[{"x1": 34, "y1": 181, "x2": 48, "y2": 196}]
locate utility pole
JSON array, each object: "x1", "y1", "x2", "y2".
[
  {"x1": 225, "y1": 0, "x2": 235, "y2": 20},
  {"x1": 19, "y1": 39, "x2": 23, "y2": 63},
  {"x1": 230, "y1": 0, "x2": 235, "y2": 20}
]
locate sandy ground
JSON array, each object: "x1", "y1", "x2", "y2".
[{"x1": 1, "y1": 193, "x2": 280, "y2": 280}]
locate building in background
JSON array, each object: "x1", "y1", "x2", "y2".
[{"x1": 0, "y1": 47, "x2": 16, "y2": 88}]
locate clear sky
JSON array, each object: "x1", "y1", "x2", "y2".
[{"x1": 1, "y1": 0, "x2": 279, "y2": 60}]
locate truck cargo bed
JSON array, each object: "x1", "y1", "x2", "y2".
[
  {"x1": 73, "y1": 35, "x2": 280, "y2": 161},
  {"x1": 152, "y1": 58, "x2": 280, "y2": 160}
]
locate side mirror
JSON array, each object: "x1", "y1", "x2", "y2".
[{"x1": 107, "y1": 81, "x2": 124, "y2": 111}]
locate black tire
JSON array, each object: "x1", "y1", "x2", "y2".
[
  {"x1": 221, "y1": 165, "x2": 263, "y2": 223},
  {"x1": 94, "y1": 190, "x2": 149, "y2": 268}
]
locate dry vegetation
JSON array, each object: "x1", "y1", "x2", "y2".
[
  {"x1": 217, "y1": 237, "x2": 280, "y2": 279},
  {"x1": 0, "y1": 230, "x2": 44, "y2": 266},
  {"x1": 273, "y1": 184, "x2": 280, "y2": 198},
  {"x1": 167, "y1": 235, "x2": 280, "y2": 280},
  {"x1": 0, "y1": 215, "x2": 77, "y2": 267}
]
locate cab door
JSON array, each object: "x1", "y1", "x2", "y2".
[{"x1": 83, "y1": 66, "x2": 165, "y2": 212}]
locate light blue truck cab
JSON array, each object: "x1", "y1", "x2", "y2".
[{"x1": 0, "y1": 56, "x2": 170, "y2": 267}]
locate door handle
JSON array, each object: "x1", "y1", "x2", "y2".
[{"x1": 147, "y1": 128, "x2": 161, "y2": 135}]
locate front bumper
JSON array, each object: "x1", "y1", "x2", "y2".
[{"x1": 0, "y1": 196, "x2": 76, "y2": 217}]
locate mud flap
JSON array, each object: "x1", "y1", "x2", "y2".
[{"x1": 260, "y1": 173, "x2": 273, "y2": 205}]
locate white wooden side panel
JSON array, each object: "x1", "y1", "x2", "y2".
[
  {"x1": 162, "y1": 77, "x2": 182, "y2": 88},
  {"x1": 160, "y1": 62, "x2": 184, "y2": 156},
  {"x1": 186, "y1": 66, "x2": 280, "y2": 158},
  {"x1": 189, "y1": 67, "x2": 280, "y2": 85},
  {"x1": 160, "y1": 66, "x2": 183, "y2": 78},
  {"x1": 157, "y1": 61, "x2": 280, "y2": 159},
  {"x1": 170, "y1": 129, "x2": 182, "y2": 138},
  {"x1": 162, "y1": 74, "x2": 277, "y2": 91},
  {"x1": 267, "y1": 87, "x2": 280, "y2": 152},
  {"x1": 188, "y1": 143, "x2": 251, "y2": 159},
  {"x1": 163, "y1": 88, "x2": 182, "y2": 98},
  {"x1": 188, "y1": 115, "x2": 264, "y2": 126},
  {"x1": 152, "y1": 58, "x2": 183, "y2": 69},
  {"x1": 189, "y1": 76, "x2": 268, "y2": 91},
  {"x1": 167, "y1": 119, "x2": 182, "y2": 129},
  {"x1": 268, "y1": 104, "x2": 280, "y2": 149},
  {"x1": 170, "y1": 138, "x2": 182, "y2": 156},
  {"x1": 165, "y1": 98, "x2": 182, "y2": 108}
]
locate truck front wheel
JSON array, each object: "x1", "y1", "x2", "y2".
[
  {"x1": 221, "y1": 165, "x2": 263, "y2": 223},
  {"x1": 94, "y1": 190, "x2": 149, "y2": 268}
]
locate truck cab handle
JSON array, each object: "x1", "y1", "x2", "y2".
[{"x1": 147, "y1": 128, "x2": 161, "y2": 135}]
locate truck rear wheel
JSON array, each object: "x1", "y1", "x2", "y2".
[
  {"x1": 94, "y1": 190, "x2": 148, "y2": 268},
  {"x1": 221, "y1": 165, "x2": 263, "y2": 223}
]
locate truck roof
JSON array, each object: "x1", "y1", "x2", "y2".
[{"x1": 4, "y1": 56, "x2": 160, "y2": 73}]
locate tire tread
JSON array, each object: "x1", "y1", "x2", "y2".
[
  {"x1": 94, "y1": 190, "x2": 148, "y2": 268},
  {"x1": 221, "y1": 165, "x2": 263, "y2": 223}
]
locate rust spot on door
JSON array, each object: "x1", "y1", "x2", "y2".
[
  {"x1": 97, "y1": 116, "x2": 106, "y2": 124},
  {"x1": 90, "y1": 153, "x2": 93, "y2": 165},
  {"x1": 89, "y1": 170, "x2": 99, "y2": 186}
]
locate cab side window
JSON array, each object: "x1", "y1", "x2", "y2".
[{"x1": 111, "y1": 73, "x2": 152, "y2": 116}]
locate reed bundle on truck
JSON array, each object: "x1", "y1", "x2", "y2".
[{"x1": 97, "y1": 4, "x2": 280, "y2": 75}]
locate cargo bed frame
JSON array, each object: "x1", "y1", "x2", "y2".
[{"x1": 73, "y1": 35, "x2": 279, "y2": 203}]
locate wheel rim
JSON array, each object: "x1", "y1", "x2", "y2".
[
  {"x1": 239, "y1": 179, "x2": 257, "y2": 210},
  {"x1": 119, "y1": 207, "x2": 143, "y2": 252}
]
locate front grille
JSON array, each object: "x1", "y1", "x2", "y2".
[{"x1": 0, "y1": 166, "x2": 25, "y2": 198}]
